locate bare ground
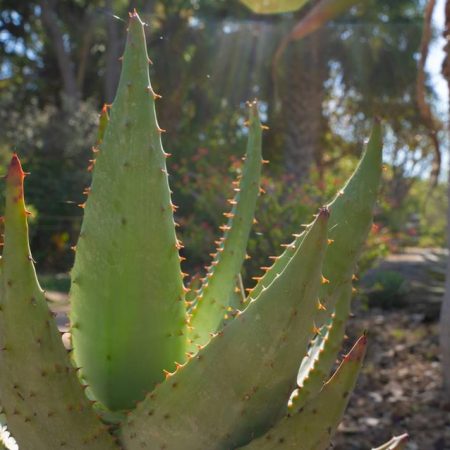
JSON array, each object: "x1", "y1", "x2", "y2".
[
  {"x1": 335, "y1": 248, "x2": 449, "y2": 449},
  {"x1": 334, "y1": 309, "x2": 448, "y2": 449}
]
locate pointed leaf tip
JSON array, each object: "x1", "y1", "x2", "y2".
[
  {"x1": 7, "y1": 154, "x2": 25, "y2": 181},
  {"x1": 246, "y1": 99, "x2": 260, "y2": 126},
  {"x1": 247, "y1": 98, "x2": 258, "y2": 111},
  {"x1": 6, "y1": 155, "x2": 26, "y2": 208},
  {"x1": 128, "y1": 8, "x2": 144, "y2": 24},
  {"x1": 318, "y1": 205, "x2": 330, "y2": 219},
  {"x1": 344, "y1": 335, "x2": 367, "y2": 362},
  {"x1": 70, "y1": 4, "x2": 186, "y2": 410},
  {"x1": 100, "y1": 104, "x2": 110, "y2": 118}
]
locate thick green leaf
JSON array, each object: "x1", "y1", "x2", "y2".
[
  {"x1": 0, "y1": 156, "x2": 118, "y2": 450},
  {"x1": 241, "y1": 335, "x2": 367, "y2": 449},
  {"x1": 121, "y1": 208, "x2": 330, "y2": 449},
  {"x1": 187, "y1": 101, "x2": 262, "y2": 351},
  {"x1": 250, "y1": 122, "x2": 382, "y2": 325},
  {"x1": 70, "y1": 11, "x2": 186, "y2": 411},
  {"x1": 292, "y1": 282, "x2": 352, "y2": 411}
]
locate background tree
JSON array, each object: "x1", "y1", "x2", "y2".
[
  {"x1": 0, "y1": 0, "x2": 441, "y2": 277},
  {"x1": 441, "y1": 0, "x2": 450, "y2": 401}
]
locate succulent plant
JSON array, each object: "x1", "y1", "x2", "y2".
[{"x1": 0, "y1": 9, "x2": 404, "y2": 450}]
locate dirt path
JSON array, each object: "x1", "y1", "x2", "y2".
[{"x1": 334, "y1": 247, "x2": 449, "y2": 449}]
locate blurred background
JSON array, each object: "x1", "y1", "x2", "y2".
[{"x1": 0, "y1": 0, "x2": 449, "y2": 448}]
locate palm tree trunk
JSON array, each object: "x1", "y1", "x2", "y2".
[{"x1": 280, "y1": 32, "x2": 328, "y2": 183}]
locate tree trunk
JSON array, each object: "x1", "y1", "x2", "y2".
[
  {"x1": 417, "y1": 0, "x2": 441, "y2": 185},
  {"x1": 39, "y1": 0, "x2": 80, "y2": 102},
  {"x1": 441, "y1": 0, "x2": 450, "y2": 401},
  {"x1": 279, "y1": 31, "x2": 328, "y2": 183},
  {"x1": 76, "y1": 11, "x2": 95, "y2": 94}
]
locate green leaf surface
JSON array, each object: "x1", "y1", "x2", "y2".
[
  {"x1": 121, "y1": 208, "x2": 330, "y2": 450},
  {"x1": 188, "y1": 102, "x2": 262, "y2": 351},
  {"x1": 291, "y1": 282, "x2": 352, "y2": 412},
  {"x1": 0, "y1": 156, "x2": 118, "y2": 450},
  {"x1": 241, "y1": 335, "x2": 367, "y2": 449},
  {"x1": 250, "y1": 121, "x2": 382, "y2": 325},
  {"x1": 70, "y1": 11, "x2": 186, "y2": 411}
]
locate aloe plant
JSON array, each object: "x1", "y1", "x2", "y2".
[{"x1": 0, "y1": 10, "x2": 402, "y2": 450}]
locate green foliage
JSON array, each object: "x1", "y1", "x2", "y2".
[
  {"x1": 0, "y1": 11, "x2": 404, "y2": 450},
  {"x1": 39, "y1": 273, "x2": 71, "y2": 293},
  {"x1": 364, "y1": 270, "x2": 410, "y2": 309},
  {"x1": 173, "y1": 151, "x2": 327, "y2": 282},
  {"x1": 357, "y1": 224, "x2": 391, "y2": 274},
  {"x1": 0, "y1": 0, "x2": 439, "y2": 275},
  {"x1": 372, "y1": 172, "x2": 447, "y2": 253},
  {"x1": 0, "y1": 97, "x2": 98, "y2": 271}
]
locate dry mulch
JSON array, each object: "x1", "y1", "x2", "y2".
[
  {"x1": 333, "y1": 306, "x2": 449, "y2": 449},
  {"x1": 333, "y1": 248, "x2": 449, "y2": 449}
]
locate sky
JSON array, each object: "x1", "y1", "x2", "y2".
[{"x1": 423, "y1": 0, "x2": 449, "y2": 180}]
